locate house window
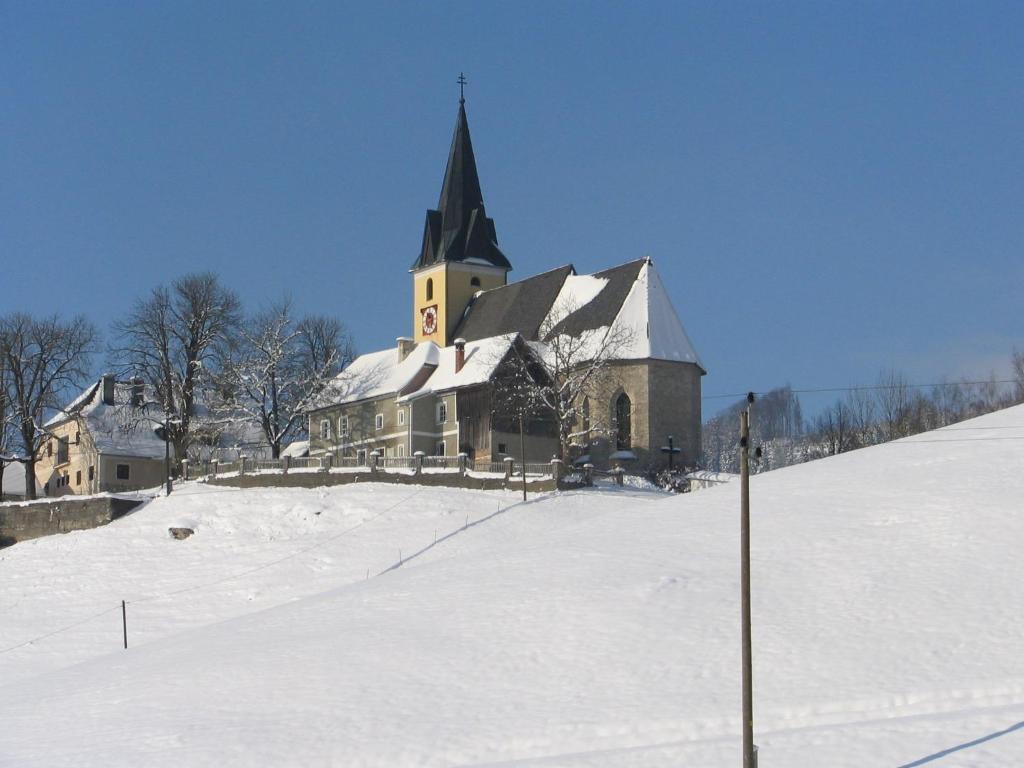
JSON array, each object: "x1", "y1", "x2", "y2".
[
  {"x1": 498, "y1": 442, "x2": 507, "y2": 454},
  {"x1": 375, "y1": 413, "x2": 384, "y2": 430},
  {"x1": 396, "y1": 444, "x2": 405, "y2": 458},
  {"x1": 436, "y1": 441, "x2": 446, "y2": 456},
  {"x1": 76, "y1": 470, "x2": 81, "y2": 486},
  {"x1": 397, "y1": 409, "x2": 405, "y2": 426},
  {"x1": 88, "y1": 466, "x2": 94, "y2": 481},
  {"x1": 57, "y1": 437, "x2": 69, "y2": 465},
  {"x1": 437, "y1": 401, "x2": 447, "y2": 424},
  {"x1": 75, "y1": 431, "x2": 81, "y2": 444},
  {"x1": 116, "y1": 464, "x2": 130, "y2": 481},
  {"x1": 426, "y1": 278, "x2": 434, "y2": 301},
  {"x1": 47, "y1": 442, "x2": 52, "y2": 457},
  {"x1": 339, "y1": 415, "x2": 349, "y2": 435},
  {"x1": 470, "y1": 276, "x2": 481, "y2": 287},
  {"x1": 614, "y1": 392, "x2": 632, "y2": 451},
  {"x1": 320, "y1": 419, "x2": 331, "y2": 440},
  {"x1": 356, "y1": 449, "x2": 367, "y2": 465}
]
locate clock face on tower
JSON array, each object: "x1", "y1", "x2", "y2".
[{"x1": 421, "y1": 304, "x2": 438, "y2": 336}]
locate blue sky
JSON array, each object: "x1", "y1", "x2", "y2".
[{"x1": 3, "y1": 2, "x2": 1022, "y2": 415}]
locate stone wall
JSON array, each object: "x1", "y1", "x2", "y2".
[
  {"x1": 206, "y1": 471, "x2": 563, "y2": 493},
  {"x1": 0, "y1": 496, "x2": 145, "y2": 547}
]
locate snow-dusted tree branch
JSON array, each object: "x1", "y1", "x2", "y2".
[
  {"x1": 0, "y1": 313, "x2": 98, "y2": 500},
  {"x1": 213, "y1": 300, "x2": 354, "y2": 458},
  {"x1": 495, "y1": 298, "x2": 634, "y2": 461},
  {"x1": 109, "y1": 272, "x2": 241, "y2": 465}
]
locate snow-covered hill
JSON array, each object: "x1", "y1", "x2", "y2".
[{"x1": 2, "y1": 405, "x2": 1023, "y2": 767}]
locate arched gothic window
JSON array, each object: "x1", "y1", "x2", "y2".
[
  {"x1": 614, "y1": 392, "x2": 631, "y2": 451},
  {"x1": 426, "y1": 278, "x2": 434, "y2": 301}
]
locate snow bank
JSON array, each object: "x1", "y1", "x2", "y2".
[{"x1": 1, "y1": 405, "x2": 1023, "y2": 766}]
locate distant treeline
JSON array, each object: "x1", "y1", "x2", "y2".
[{"x1": 702, "y1": 355, "x2": 1024, "y2": 474}]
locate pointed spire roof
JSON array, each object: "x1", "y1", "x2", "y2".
[
  {"x1": 412, "y1": 98, "x2": 512, "y2": 271},
  {"x1": 437, "y1": 102, "x2": 484, "y2": 234}
]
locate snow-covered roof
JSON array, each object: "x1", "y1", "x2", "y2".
[
  {"x1": 398, "y1": 335, "x2": 516, "y2": 401},
  {"x1": 327, "y1": 341, "x2": 440, "y2": 406},
  {"x1": 608, "y1": 259, "x2": 704, "y2": 368},
  {"x1": 541, "y1": 273, "x2": 609, "y2": 331},
  {"x1": 49, "y1": 378, "x2": 168, "y2": 459},
  {"x1": 281, "y1": 440, "x2": 310, "y2": 459}
]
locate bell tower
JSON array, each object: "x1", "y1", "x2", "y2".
[{"x1": 411, "y1": 78, "x2": 511, "y2": 345}]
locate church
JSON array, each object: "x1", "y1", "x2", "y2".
[{"x1": 307, "y1": 92, "x2": 705, "y2": 472}]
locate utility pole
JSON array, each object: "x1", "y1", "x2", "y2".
[
  {"x1": 740, "y1": 393, "x2": 755, "y2": 768},
  {"x1": 519, "y1": 409, "x2": 527, "y2": 502}
]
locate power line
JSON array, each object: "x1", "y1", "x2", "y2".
[{"x1": 703, "y1": 379, "x2": 1019, "y2": 401}]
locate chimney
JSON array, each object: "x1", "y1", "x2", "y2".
[
  {"x1": 130, "y1": 378, "x2": 144, "y2": 408},
  {"x1": 397, "y1": 337, "x2": 415, "y2": 362},
  {"x1": 454, "y1": 338, "x2": 466, "y2": 374},
  {"x1": 101, "y1": 374, "x2": 116, "y2": 406}
]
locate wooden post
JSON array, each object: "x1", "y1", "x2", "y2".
[
  {"x1": 740, "y1": 402, "x2": 755, "y2": 768},
  {"x1": 519, "y1": 411, "x2": 527, "y2": 502},
  {"x1": 122, "y1": 600, "x2": 128, "y2": 650}
]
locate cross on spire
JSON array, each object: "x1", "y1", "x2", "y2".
[{"x1": 458, "y1": 72, "x2": 467, "y2": 104}]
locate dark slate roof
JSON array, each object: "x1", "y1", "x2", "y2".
[
  {"x1": 411, "y1": 102, "x2": 512, "y2": 271},
  {"x1": 546, "y1": 259, "x2": 646, "y2": 339},
  {"x1": 452, "y1": 265, "x2": 574, "y2": 342}
]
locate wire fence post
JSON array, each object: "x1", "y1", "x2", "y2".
[{"x1": 122, "y1": 600, "x2": 128, "y2": 650}]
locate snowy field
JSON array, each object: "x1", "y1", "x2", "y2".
[{"x1": 1, "y1": 406, "x2": 1023, "y2": 766}]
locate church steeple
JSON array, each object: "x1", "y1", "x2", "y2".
[
  {"x1": 410, "y1": 81, "x2": 512, "y2": 345},
  {"x1": 412, "y1": 92, "x2": 511, "y2": 271}
]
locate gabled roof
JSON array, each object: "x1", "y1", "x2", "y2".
[
  {"x1": 411, "y1": 101, "x2": 511, "y2": 271},
  {"x1": 399, "y1": 335, "x2": 517, "y2": 401},
  {"x1": 546, "y1": 259, "x2": 646, "y2": 339},
  {"x1": 324, "y1": 341, "x2": 440, "y2": 406},
  {"x1": 456, "y1": 257, "x2": 704, "y2": 369},
  {"x1": 48, "y1": 378, "x2": 168, "y2": 459},
  {"x1": 452, "y1": 265, "x2": 574, "y2": 342}
]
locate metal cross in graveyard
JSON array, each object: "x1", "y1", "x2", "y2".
[{"x1": 458, "y1": 72, "x2": 467, "y2": 104}]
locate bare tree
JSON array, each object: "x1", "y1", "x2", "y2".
[
  {"x1": 498, "y1": 300, "x2": 634, "y2": 461},
  {"x1": 0, "y1": 313, "x2": 97, "y2": 499},
  {"x1": 215, "y1": 300, "x2": 355, "y2": 458},
  {"x1": 109, "y1": 273, "x2": 240, "y2": 465},
  {"x1": 876, "y1": 369, "x2": 912, "y2": 441},
  {"x1": 1013, "y1": 348, "x2": 1024, "y2": 404}
]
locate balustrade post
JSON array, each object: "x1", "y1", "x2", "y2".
[
  {"x1": 503, "y1": 456, "x2": 515, "y2": 481},
  {"x1": 414, "y1": 451, "x2": 425, "y2": 476},
  {"x1": 458, "y1": 452, "x2": 468, "y2": 477},
  {"x1": 583, "y1": 463, "x2": 594, "y2": 487}
]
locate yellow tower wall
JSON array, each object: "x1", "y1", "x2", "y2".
[{"x1": 412, "y1": 262, "x2": 507, "y2": 344}]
